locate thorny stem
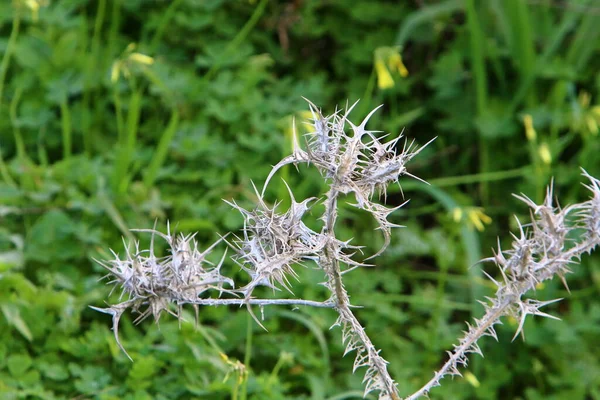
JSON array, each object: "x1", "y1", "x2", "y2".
[
  {"x1": 323, "y1": 189, "x2": 346, "y2": 304},
  {"x1": 188, "y1": 298, "x2": 336, "y2": 308},
  {"x1": 406, "y1": 305, "x2": 505, "y2": 400},
  {"x1": 323, "y1": 187, "x2": 401, "y2": 399},
  {"x1": 408, "y1": 237, "x2": 599, "y2": 400}
]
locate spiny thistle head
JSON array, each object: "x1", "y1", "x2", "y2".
[
  {"x1": 225, "y1": 183, "x2": 324, "y2": 299},
  {"x1": 265, "y1": 99, "x2": 433, "y2": 258},
  {"x1": 91, "y1": 223, "x2": 232, "y2": 359}
]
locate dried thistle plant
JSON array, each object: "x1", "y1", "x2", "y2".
[{"x1": 93, "y1": 100, "x2": 600, "y2": 399}]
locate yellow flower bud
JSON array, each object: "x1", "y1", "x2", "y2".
[
  {"x1": 129, "y1": 52, "x2": 154, "y2": 65},
  {"x1": 451, "y1": 207, "x2": 463, "y2": 223},
  {"x1": 110, "y1": 61, "x2": 121, "y2": 83},
  {"x1": 538, "y1": 143, "x2": 552, "y2": 165},
  {"x1": 523, "y1": 114, "x2": 536, "y2": 141}
]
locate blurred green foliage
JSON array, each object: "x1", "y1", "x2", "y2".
[{"x1": 1, "y1": 0, "x2": 599, "y2": 399}]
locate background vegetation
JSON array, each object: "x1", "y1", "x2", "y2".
[{"x1": 1, "y1": 0, "x2": 599, "y2": 399}]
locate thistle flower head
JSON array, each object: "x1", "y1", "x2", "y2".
[
  {"x1": 226, "y1": 183, "x2": 324, "y2": 299},
  {"x1": 264, "y1": 100, "x2": 433, "y2": 258},
  {"x1": 92, "y1": 224, "x2": 232, "y2": 359}
]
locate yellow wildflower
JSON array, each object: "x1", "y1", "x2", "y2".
[
  {"x1": 111, "y1": 43, "x2": 154, "y2": 83},
  {"x1": 523, "y1": 114, "x2": 537, "y2": 141},
  {"x1": 388, "y1": 52, "x2": 409, "y2": 77},
  {"x1": 538, "y1": 143, "x2": 552, "y2": 165},
  {"x1": 467, "y1": 207, "x2": 492, "y2": 232},
  {"x1": 451, "y1": 207, "x2": 492, "y2": 232},
  {"x1": 373, "y1": 47, "x2": 408, "y2": 90},
  {"x1": 375, "y1": 59, "x2": 395, "y2": 90}
]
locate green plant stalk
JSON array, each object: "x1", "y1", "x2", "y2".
[
  {"x1": 506, "y1": 0, "x2": 536, "y2": 107},
  {"x1": 567, "y1": 11, "x2": 600, "y2": 72},
  {"x1": 82, "y1": 0, "x2": 107, "y2": 155},
  {"x1": 465, "y1": 0, "x2": 488, "y2": 113},
  {"x1": 525, "y1": 133, "x2": 546, "y2": 202},
  {"x1": 107, "y1": 0, "x2": 120, "y2": 64},
  {"x1": 203, "y1": 0, "x2": 269, "y2": 81},
  {"x1": 268, "y1": 352, "x2": 288, "y2": 387},
  {"x1": 359, "y1": 67, "x2": 376, "y2": 117},
  {"x1": 9, "y1": 86, "x2": 25, "y2": 160},
  {"x1": 9, "y1": 85, "x2": 34, "y2": 191},
  {"x1": 113, "y1": 88, "x2": 124, "y2": 142},
  {"x1": 425, "y1": 167, "x2": 526, "y2": 187},
  {"x1": 0, "y1": 7, "x2": 20, "y2": 109},
  {"x1": 97, "y1": 183, "x2": 134, "y2": 241},
  {"x1": 508, "y1": 10, "x2": 579, "y2": 114},
  {"x1": 465, "y1": 0, "x2": 489, "y2": 202},
  {"x1": 149, "y1": 0, "x2": 183, "y2": 51},
  {"x1": 143, "y1": 110, "x2": 179, "y2": 187},
  {"x1": 432, "y1": 250, "x2": 450, "y2": 332},
  {"x1": 0, "y1": 145, "x2": 17, "y2": 187},
  {"x1": 112, "y1": 89, "x2": 142, "y2": 194},
  {"x1": 240, "y1": 313, "x2": 253, "y2": 400},
  {"x1": 37, "y1": 128, "x2": 48, "y2": 169},
  {"x1": 60, "y1": 95, "x2": 72, "y2": 160},
  {"x1": 395, "y1": 0, "x2": 462, "y2": 46}
]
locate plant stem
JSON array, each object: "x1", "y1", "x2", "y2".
[
  {"x1": 203, "y1": 0, "x2": 268, "y2": 81},
  {"x1": 240, "y1": 313, "x2": 253, "y2": 400},
  {"x1": 465, "y1": 0, "x2": 490, "y2": 202},
  {"x1": 60, "y1": 95, "x2": 72, "y2": 160},
  {"x1": 322, "y1": 188, "x2": 400, "y2": 399},
  {"x1": 0, "y1": 7, "x2": 20, "y2": 109}
]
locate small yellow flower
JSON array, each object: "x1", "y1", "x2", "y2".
[
  {"x1": 388, "y1": 52, "x2": 409, "y2": 78},
  {"x1": 374, "y1": 47, "x2": 408, "y2": 90},
  {"x1": 111, "y1": 43, "x2": 154, "y2": 83},
  {"x1": 523, "y1": 114, "x2": 537, "y2": 141},
  {"x1": 467, "y1": 208, "x2": 492, "y2": 232},
  {"x1": 375, "y1": 59, "x2": 395, "y2": 90},
  {"x1": 451, "y1": 207, "x2": 492, "y2": 232},
  {"x1": 538, "y1": 143, "x2": 552, "y2": 165}
]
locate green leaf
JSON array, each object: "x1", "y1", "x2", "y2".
[
  {"x1": 38, "y1": 362, "x2": 69, "y2": 381},
  {"x1": 1, "y1": 304, "x2": 33, "y2": 341},
  {"x1": 25, "y1": 210, "x2": 84, "y2": 262},
  {"x1": 6, "y1": 354, "x2": 32, "y2": 377}
]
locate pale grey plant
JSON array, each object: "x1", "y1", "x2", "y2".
[{"x1": 93, "y1": 100, "x2": 600, "y2": 399}]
